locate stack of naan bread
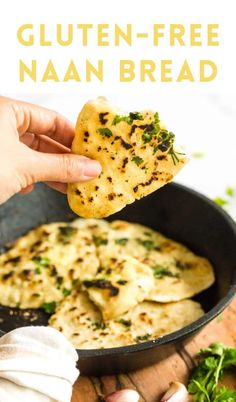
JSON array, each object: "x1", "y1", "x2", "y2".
[{"x1": 0, "y1": 219, "x2": 214, "y2": 349}]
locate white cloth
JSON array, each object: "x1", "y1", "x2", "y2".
[{"x1": 0, "y1": 326, "x2": 79, "y2": 402}]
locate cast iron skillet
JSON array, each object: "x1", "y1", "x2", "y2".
[{"x1": 0, "y1": 183, "x2": 235, "y2": 375}]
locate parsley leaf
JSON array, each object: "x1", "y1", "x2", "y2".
[
  {"x1": 131, "y1": 156, "x2": 144, "y2": 166},
  {"x1": 41, "y1": 301, "x2": 56, "y2": 314},
  {"x1": 112, "y1": 112, "x2": 143, "y2": 126},
  {"x1": 153, "y1": 266, "x2": 180, "y2": 279},
  {"x1": 136, "y1": 238, "x2": 156, "y2": 251},
  {"x1": 188, "y1": 342, "x2": 236, "y2": 401},
  {"x1": 32, "y1": 256, "x2": 50, "y2": 268},
  {"x1": 114, "y1": 238, "x2": 129, "y2": 246},
  {"x1": 214, "y1": 197, "x2": 228, "y2": 207},
  {"x1": 97, "y1": 128, "x2": 113, "y2": 137}
]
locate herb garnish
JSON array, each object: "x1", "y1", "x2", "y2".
[
  {"x1": 114, "y1": 238, "x2": 129, "y2": 246},
  {"x1": 41, "y1": 301, "x2": 56, "y2": 314},
  {"x1": 97, "y1": 128, "x2": 113, "y2": 137},
  {"x1": 153, "y1": 266, "x2": 180, "y2": 279},
  {"x1": 136, "y1": 238, "x2": 156, "y2": 251},
  {"x1": 131, "y1": 156, "x2": 144, "y2": 166},
  {"x1": 62, "y1": 287, "x2": 71, "y2": 297},
  {"x1": 136, "y1": 333, "x2": 151, "y2": 342},
  {"x1": 118, "y1": 319, "x2": 132, "y2": 327},
  {"x1": 34, "y1": 267, "x2": 42, "y2": 275},
  {"x1": 58, "y1": 226, "x2": 77, "y2": 238},
  {"x1": 226, "y1": 187, "x2": 234, "y2": 197},
  {"x1": 112, "y1": 112, "x2": 143, "y2": 126},
  {"x1": 188, "y1": 342, "x2": 236, "y2": 401},
  {"x1": 93, "y1": 236, "x2": 108, "y2": 246},
  {"x1": 32, "y1": 256, "x2": 50, "y2": 268},
  {"x1": 92, "y1": 321, "x2": 107, "y2": 330},
  {"x1": 214, "y1": 197, "x2": 228, "y2": 207}
]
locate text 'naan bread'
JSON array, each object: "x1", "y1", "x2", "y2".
[{"x1": 68, "y1": 97, "x2": 187, "y2": 218}]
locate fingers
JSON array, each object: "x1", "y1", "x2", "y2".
[
  {"x1": 6, "y1": 96, "x2": 75, "y2": 148},
  {"x1": 46, "y1": 182, "x2": 67, "y2": 194},
  {"x1": 24, "y1": 148, "x2": 102, "y2": 184},
  {"x1": 20, "y1": 132, "x2": 70, "y2": 154},
  {"x1": 19, "y1": 184, "x2": 35, "y2": 194}
]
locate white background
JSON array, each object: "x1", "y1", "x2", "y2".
[{"x1": 0, "y1": 0, "x2": 236, "y2": 219}]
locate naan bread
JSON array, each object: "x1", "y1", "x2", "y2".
[
  {"x1": 49, "y1": 291, "x2": 204, "y2": 349},
  {"x1": 0, "y1": 221, "x2": 99, "y2": 308},
  {"x1": 94, "y1": 220, "x2": 215, "y2": 302},
  {"x1": 82, "y1": 254, "x2": 155, "y2": 320},
  {"x1": 67, "y1": 97, "x2": 187, "y2": 218}
]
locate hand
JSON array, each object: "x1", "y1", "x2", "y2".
[{"x1": 0, "y1": 96, "x2": 101, "y2": 204}]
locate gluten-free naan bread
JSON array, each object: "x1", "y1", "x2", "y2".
[
  {"x1": 49, "y1": 291, "x2": 204, "y2": 349},
  {"x1": 0, "y1": 221, "x2": 99, "y2": 308},
  {"x1": 67, "y1": 97, "x2": 187, "y2": 218},
  {"x1": 90, "y1": 220, "x2": 215, "y2": 302}
]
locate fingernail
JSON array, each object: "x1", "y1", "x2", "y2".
[{"x1": 83, "y1": 159, "x2": 102, "y2": 178}]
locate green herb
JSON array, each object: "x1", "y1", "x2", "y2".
[
  {"x1": 41, "y1": 301, "x2": 56, "y2": 314},
  {"x1": 192, "y1": 151, "x2": 205, "y2": 159},
  {"x1": 58, "y1": 226, "x2": 77, "y2": 238},
  {"x1": 153, "y1": 266, "x2": 180, "y2": 279},
  {"x1": 93, "y1": 236, "x2": 108, "y2": 246},
  {"x1": 34, "y1": 267, "x2": 42, "y2": 275},
  {"x1": 32, "y1": 256, "x2": 50, "y2": 268},
  {"x1": 131, "y1": 156, "x2": 144, "y2": 166},
  {"x1": 62, "y1": 287, "x2": 71, "y2": 297},
  {"x1": 112, "y1": 112, "x2": 143, "y2": 126},
  {"x1": 214, "y1": 197, "x2": 228, "y2": 207},
  {"x1": 118, "y1": 318, "x2": 132, "y2": 327},
  {"x1": 92, "y1": 321, "x2": 107, "y2": 330},
  {"x1": 97, "y1": 128, "x2": 113, "y2": 137},
  {"x1": 136, "y1": 238, "x2": 156, "y2": 251},
  {"x1": 154, "y1": 112, "x2": 160, "y2": 123},
  {"x1": 226, "y1": 187, "x2": 234, "y2": 197},
  {"x1": 136, "y1": 333, "x2": 151, "y2": 342},
  {"x1": 114, "y1": 238, "x2": 129, "y2": 246},
  {"x1": 188, "y1": 342, "x2": 236, "y2": 401}
]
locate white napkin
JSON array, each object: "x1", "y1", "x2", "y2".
[{"x1": 0, "y1": 326, "x2": 79, "y2": 402}]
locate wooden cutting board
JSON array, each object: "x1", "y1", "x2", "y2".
[{"x1": 72, "y1": 299, "x2": 236, "y2": 401}]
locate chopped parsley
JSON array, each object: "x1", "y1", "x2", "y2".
[
  {"x1": 188, "y1": 342, "x2": 236, "y2": 401},
  {"x1": 34, "y1": 267, "x2": 42, "y2": 275},
  {"x1": 97, "y1": 128, "x2": 113, "y2": 137},
  {"x1": 131, "y1": 156, "x2": 144, "y2": 166},
  {"x1": 58, "y1": 226, "x2": 77, "y2": 238},
  {"x1": 93, "y1": 236, "x2": 108, "y2": 246},
  {"x1": 114, "y1": 238, "x2": 129, "y2": 246},
  {"x1": 118, "y1": 319, "x2": 132, "y2": 327},
  {"x1": 41, "y1": 301, "x2": 56, "y2": 314},
  {"x1": 136, "y1": 333, "x2": 151, "y2": 342},
  {"x1": 32, "y1": 256, "x2": 50, "y2": 268},
  {"x1": 112, "y1": 112, "x2": 143, "y2": 126},
  {"x1": 214, "y1": 197, "x2": 228, "y2": 207},
  {"x1": 91, "y1": 321, "x2": 107, "y2": 330},
  {"x1": 136, "y1": 238, "x2": 156, "y2": 251},
  {"x1": 62, "y1": 287, "x2": 71, "y2": 297},
  {"x1": 226, "y1": 186, "x2": 234, "y2": 197},
  {"x1": 153, "y1": 266, "x2": 180, "y2": 279}
]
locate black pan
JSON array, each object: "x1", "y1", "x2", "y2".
[{"x1": 0, "y1": 182, "x2": 235, "y2": 376}]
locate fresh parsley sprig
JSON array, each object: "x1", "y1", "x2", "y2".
[{"x1": 188, "y1": 342, "x2": 236, "y2": 401}]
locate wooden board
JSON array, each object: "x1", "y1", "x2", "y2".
[{"x1": 72, "y1": 299, "x2": 236, "y2": 401}]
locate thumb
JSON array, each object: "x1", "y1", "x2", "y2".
[{"x1": 23, "y1": 149, "x2": 102, "y2": 184}]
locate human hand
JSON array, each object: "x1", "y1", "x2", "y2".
[{"x1": 0, "y1": 96, "x2": 101, "y2": 204}]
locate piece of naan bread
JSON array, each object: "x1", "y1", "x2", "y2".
[
  {"x1": 93, "y1": 220, "x2": 215, "y2": 302},
  {"x1": 67, "y1": 97, "x2": 187, "y2": 218},
  {"x1": 49, "y1": 291, "x2": 204, "y2": 349},
  {"x1": 82, "y1": 254, "x2": 155, "y2": 320},
  {"x1": 0, "y1": 221, "x2": 99, "y2": 308}
]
